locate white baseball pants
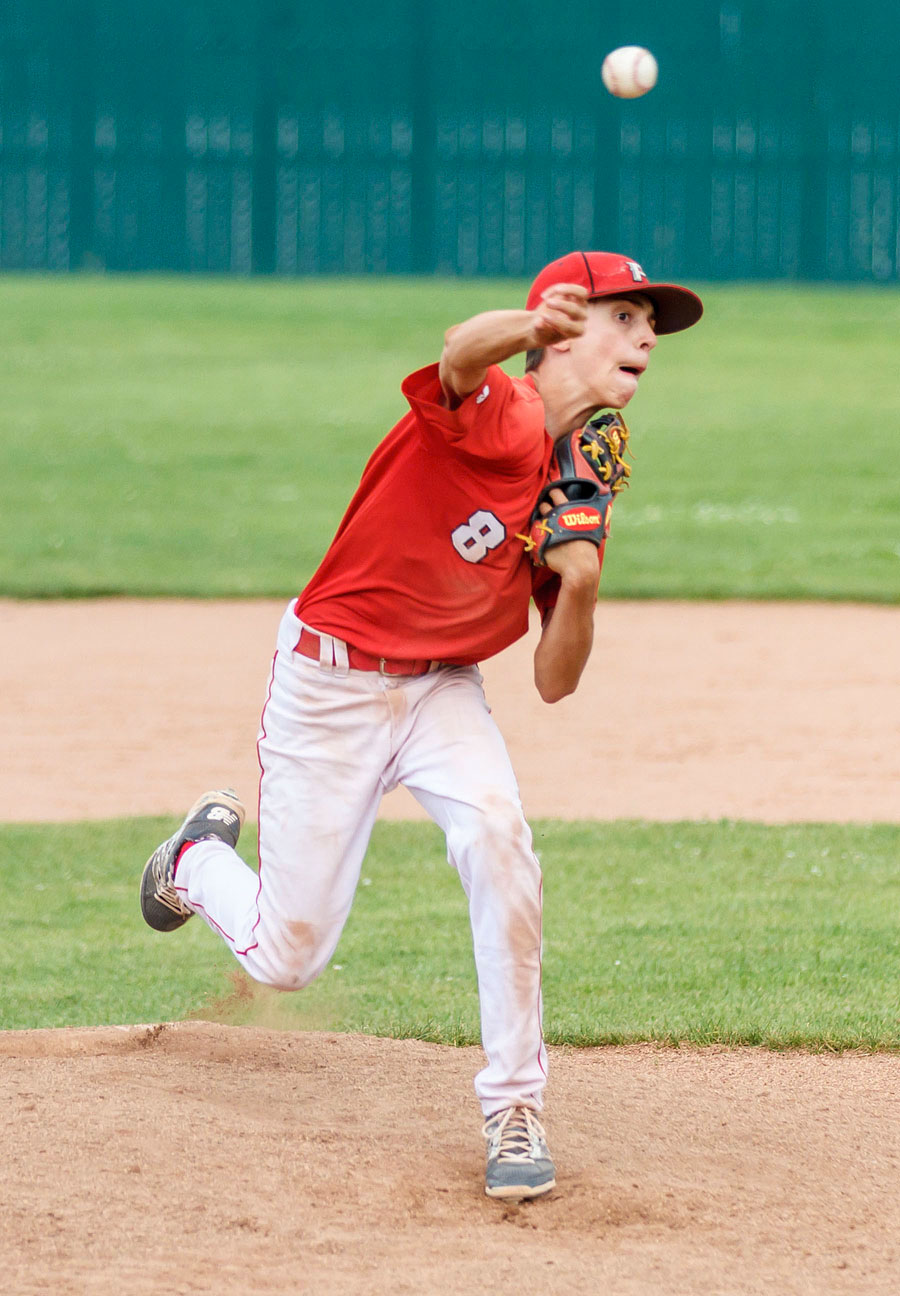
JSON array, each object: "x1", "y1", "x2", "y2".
[{"x1": 174, "y1": 601, "x2": 547, "y2": 1115}]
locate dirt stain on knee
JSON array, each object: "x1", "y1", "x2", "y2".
[
  {"x1": 284, "y1": 919, "x2": 318, "y2": 961},
  {"x1": 476, "y1": 800, "x2": 544, "y2": 1009}
]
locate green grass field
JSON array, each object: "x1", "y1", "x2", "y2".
[
  {"x1": 1, "y1": 274, "x2": 899, "y2": 600},
  {"x1": 2, "y1": 274, "x2": 898, "y2": 1053},
  {"x1": 4, "y1": 817, "x2": 899, "y2": 1048}
]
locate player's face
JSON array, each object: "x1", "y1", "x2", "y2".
[{"x1": 569, "y1": 295, "x2": 658, "y2": 409}]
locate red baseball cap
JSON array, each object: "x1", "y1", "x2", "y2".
[{"x1": 526, "y1": 251, "x2": 703, "y2": 335}]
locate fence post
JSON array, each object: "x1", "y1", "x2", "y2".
[
  {"x1": 67, "y1": 0, "x2": 96, "y2": 269},
  {"x1": 798, "y1": 21, "x2": 828, "y2": 280},
  {"x1": 252, "y1": 3, "x2": 279, "y2": 275},
  {"x1": 158, "y1": 12, "x2": 186, "y2": 273},
  {"x1": 593, "y1": 105, "x2": 622, "y2": 255},
  {"x1": 409, "y1": 2, "x2": 434, "y2": 274}
]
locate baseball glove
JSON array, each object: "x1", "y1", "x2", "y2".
[{"x1": 519, "y1": 412, "x2": 631, "y2": 566}]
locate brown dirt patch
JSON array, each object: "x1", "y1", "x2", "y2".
[
  {"x1": 3, "y1": 1023, "x2": 899, "y2": 1295},
  {"x1": 3, "y1": 598, "x2": 900, "y2": 1293}
]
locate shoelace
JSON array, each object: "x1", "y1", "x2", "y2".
[{"x1": 483, "y1": 1107, "x2": 547, "y2": 1163}]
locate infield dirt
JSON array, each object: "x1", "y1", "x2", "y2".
[
  {"x1": 3, "y1": 597, "x2": 899, "y2": 824},
  {"x1": 3, "y1": 598, "x2": 900, "y2": 1294}
]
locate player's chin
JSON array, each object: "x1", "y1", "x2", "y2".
[
  {"x1": 603, "y1": 384, "x2": 636, "y2": 411},
  {"x1": 597, "y1": 372, "x2": 639, "y2": 410}
]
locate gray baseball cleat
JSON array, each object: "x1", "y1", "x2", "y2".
[
  {"x1": 483, "y1": 1106, "x2": 556, "y2": 1200},
  {"x1": 140, "y1": 789, "x2": 245, "y2": 933}
]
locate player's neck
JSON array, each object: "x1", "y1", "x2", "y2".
[{"x1": 532, "y1": 368, "x2": 606, "y2": 439}]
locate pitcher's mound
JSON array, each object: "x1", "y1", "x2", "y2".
[{"x1": 3, "y1": 1021, "x2": 899, "y2": 1293}]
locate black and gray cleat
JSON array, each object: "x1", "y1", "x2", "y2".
[
  {"x1": 139, "y1": 789, "x2": 245, "y2": 932},
  {"x1": 483, "y1": 1106, "x2": 556, "y2": 1200}
]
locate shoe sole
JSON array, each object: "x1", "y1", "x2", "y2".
[
  {"x1": 485, "y1": 1177, "x2": 556, "y2": 1200},
  {"x1": 140, "y1": 789, "x2": 245, "y2": 932}
]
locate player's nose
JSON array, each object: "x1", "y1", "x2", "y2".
[{"x1": 640, "y1": 326, "x2": 658, "y2": 351}]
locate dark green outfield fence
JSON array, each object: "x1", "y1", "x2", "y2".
[{"x1": 2, "y1": 0, "x2": 900, "y2": 280}]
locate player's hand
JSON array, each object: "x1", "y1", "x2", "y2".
[
  {"x1": 538, "y1": 488, "x2": 603, "y2": 584},
  {"x1": 528, "y1": 283, "x2": 589, "y2": 348}
]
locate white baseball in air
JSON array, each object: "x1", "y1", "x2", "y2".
[{"x1": 601, "y1": 46, "x2": 658, "y2": 99}]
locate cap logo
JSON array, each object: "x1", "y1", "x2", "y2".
[{"x1": 625, "y1": 260, "x2": 647, "y2": 282}]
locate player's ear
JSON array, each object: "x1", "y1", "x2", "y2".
[{"x1": 547, "y1": 338, "x2": 572, "y2": 355}]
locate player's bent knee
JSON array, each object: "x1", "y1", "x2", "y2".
[{"x1": 256, "y1": 917, "x2": 337, "y2": 990}]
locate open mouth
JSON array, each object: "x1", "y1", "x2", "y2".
[{"x1": 619, "y1": 365, "x2": 642, "y2": 377}]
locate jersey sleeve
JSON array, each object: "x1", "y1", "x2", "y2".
[
  {"x1": 401, "y1": 362, "x2": 545, "y2": 467},
  {"x1": 531, "y1": 565, "x2": 561, "y2": 624}
]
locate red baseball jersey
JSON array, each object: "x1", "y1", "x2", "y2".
[{"x1": 295, "y1": 363, "x2": 560, "y2": 664}]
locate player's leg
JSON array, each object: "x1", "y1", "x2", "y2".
[
  {"x1": 389, "y1": 667, "x2": 548, "y2": 1108},
  {"x1": 142, "y1": 605, "x2": 389, "y2": 990},
  {"x1": 390, "y1": 666, "x2": 554, "y2": 1197}
]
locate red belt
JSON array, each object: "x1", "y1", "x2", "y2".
[{"x1": 294, "y1": 628, "x2": 440, "y2": 677}]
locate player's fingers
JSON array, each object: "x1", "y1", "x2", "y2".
[
  {"x1": 538, "y1": 487, "x2": 568, "y2": 516},
  {"x1": 533, "y1": 306, "x2": 586, "y2": 340},
  {"x1": 540, "y1": 287, "x2": 589, "y2": 319},
  {"x1": 540, "y1": 282, "x2": 589, "y2": 304},
  {"x1": 531, "y1": 304, "x2": 588, "y2": 342}
]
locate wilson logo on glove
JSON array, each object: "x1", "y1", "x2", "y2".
[{"x1": 559, "y1": 508, "x2": 603, "y2": 530}]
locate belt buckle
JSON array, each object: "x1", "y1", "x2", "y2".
[{"x1": 379, "y1": 656, "x2": 420, "y2": 676}]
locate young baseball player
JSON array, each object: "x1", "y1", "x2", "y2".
[{"x1": 140, "y1": 251, "x2": 702, "y2": 1200}]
